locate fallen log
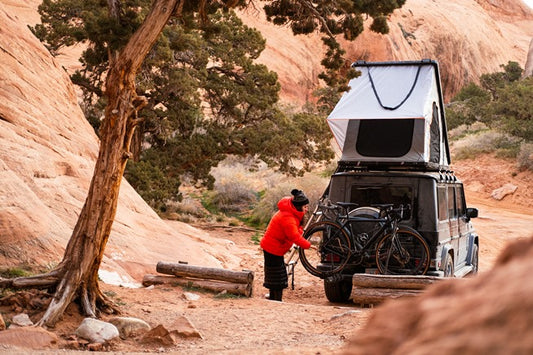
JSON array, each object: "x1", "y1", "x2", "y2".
[
  {"x1": 351, "y1": 287, "x2": 423, "y2": 306},
  {"x1": 142, "y1": 274, "x2": 253, "y2": 297},
  {"x1": 156, "y1": 262, "x2": 254, "y2": 284},
  {"x1": 352, "y1": 273, "x2": 442, "y2": 290}
]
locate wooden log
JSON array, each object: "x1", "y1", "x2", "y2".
[
  {"x1": 156, "y1": 262, "x2": 254, "y2": 284},
  {"x1": 351, "y1": 287, "x2": 423, "y2": 306},
  {"x1": 142, "y1": 274, "x2": 253, "y2": 297},
  {"x1": 352, "y1": 273, "x2": 442, "y2": 290}
]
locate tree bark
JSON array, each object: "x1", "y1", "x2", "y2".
[
  {"x1": 351, "y1": 287, "x2": 423, "y2": 306},
  {"x1": 352, "y1": 274, "x2": 443, "y2": 290},
  {"x1": 156, "y1": 262, "x2": 254, "y2": 284},
  {"x1": 35, "y1": 0, "x2": 180, "y2": 327},
  {"x1": 142, "y1": 274, "x2": 253, "y2": 297}
]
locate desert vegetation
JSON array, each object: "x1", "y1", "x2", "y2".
[{"x1": 447, "y1": 61, "x2": 533, "y2": 171}]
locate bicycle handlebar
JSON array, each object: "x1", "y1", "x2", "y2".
[{"x1": 316, "y1": 201, "x2": 411, "y2": 221}]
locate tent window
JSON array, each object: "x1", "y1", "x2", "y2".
[{"x1": 356, "y1": 119, "x2": 414, "y2": 157}]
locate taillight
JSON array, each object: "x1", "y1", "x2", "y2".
[{"x1": 324, "y1": 254, "x2": 340, "y2": 262}]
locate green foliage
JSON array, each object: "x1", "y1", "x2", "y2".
[
  {"x1": 32, "y1": 0, "x2": 405, "y2": 212},
  {"x1": 446, "y1": 62, "x2": 532, "y2": 142},
  {"x1": 125, "y1": 160, "x2": 181, "y2": 212},
  {"x1": 0, "y1": 267, "x2": 32, "y2": 278}
]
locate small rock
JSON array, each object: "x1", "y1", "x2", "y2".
[
  {"x1": 75, "y1": 318, "x2": 119, "y2": 343},
  {"x1": 108, "y1": 316, "x2": 151, "y2": 339},
  {"x1": 11, "y1": 313, "x2": 33, "y2": 327},
  {"x1": 87, "y1": 342, "x2": 104, "y2": 351},
  {"x1": 169, "y1": 316, "x2": 203, "y2": 339},
  {"x1": 491, "y1": 183, "x2": 517, "y2": 200},
  {"x1": 182, "y1": 292, "x2": 200, "y2": 301},
  {"x1": 140, "y1": 324, "x2": 177, "y2": 346}
]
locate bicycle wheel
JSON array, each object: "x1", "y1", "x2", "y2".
[
  {"x1": 375, "y1": 228, "x2": 430, "y2": 275},
  {"x1": 299, "y1": 221, "x2": 352, "y2": 278}
]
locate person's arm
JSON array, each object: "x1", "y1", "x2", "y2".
[{"x1": 281, "y1": 217, "x2": 311, "y2": 249}]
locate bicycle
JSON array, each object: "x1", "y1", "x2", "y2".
[
  {"x1": 298, "y1": 201, "x2": 430, "y2": 277},
  {"x1": 285, "y1": 246, "x2": 299, "y2": 290}
]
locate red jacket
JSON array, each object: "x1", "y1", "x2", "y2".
[{"x1": 260, "y1": 197, "x2": 311, "y2": 256}]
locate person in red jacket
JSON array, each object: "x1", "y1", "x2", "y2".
[{"x1": 260, "y1": 189, "x2": 311, "y2": 301}]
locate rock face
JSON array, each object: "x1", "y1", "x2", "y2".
[
  {"x1": 240, "y1": 0, "x2": 533, "y2": 103},
  {"x1": 0, "y1": 1, "x2": 241, "y2": 283}
]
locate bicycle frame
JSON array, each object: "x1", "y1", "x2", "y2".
[
  {"x1": 285, "y1": 247, "x2": 299, "y2": 290},
  {"x1": 316, "y1": 203, "x2": 404, "y2": 260}
]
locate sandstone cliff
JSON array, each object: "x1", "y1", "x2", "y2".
[
  {"x1": 0, "y1": 1, "x2": 241, "y2": 285},
  {"x1": 240, "y1": 0, "x2": 533, "y2": 103}
]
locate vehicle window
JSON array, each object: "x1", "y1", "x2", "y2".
[
  {"x1": 455, "y1": 185, "x2": 465, "y2": 216},
  {"x1": 437, "y1": 186, "x2": 447, "y2": 221},
  {"x1": 356, "y1": 119, "x2": 414, "y2": 157},
  {"x1": 350, "y1": 185, "x2": 412, "y2": 218},
  {"x1": 447, "y1": 185, "x2": 457, "y2": 219}
]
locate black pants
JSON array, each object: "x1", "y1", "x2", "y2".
[{"x1": 263, "y1": 250, "x2": 287, "y2": 301}]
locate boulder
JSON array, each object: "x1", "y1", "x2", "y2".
[
  {"x1": 108, "y1": 316, "x2": 151, "y2": 339},
  {"x1": 75, "y1": 318, "x2": 119, "y2": 344},
  {"x1": 491, "y1": 183, "x2": 518, "y2": 200},
  {"x1": 10, "y1": 313, "x2": 33, "y2": 327}
]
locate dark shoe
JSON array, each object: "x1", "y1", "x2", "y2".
[{"x1": 269, "y1": 289, "x2": 283, "y2": 301}]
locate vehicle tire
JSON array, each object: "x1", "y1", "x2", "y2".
[
  {"x1": 470, "y1": 243, "x2": 479, "y2": 276},
  {"x1": 299, "y1": 221, "x2": 352, "y2": 278},
  {"x1": 324, "y1": 276, "x2": 353, "y2": 303},
  {"x1": 375, "y1": 228, "x2": 430, "y2": 275},
  {"x1": 443, "y1": 252, "x2": 454, "y2": 277}
]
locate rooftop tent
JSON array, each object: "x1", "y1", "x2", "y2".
[{"x1": 327, "y1": 60, "x2": 450, "y2": 170}]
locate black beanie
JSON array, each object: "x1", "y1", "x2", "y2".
[{"x1": 291, "y1": 189, "x2": 309, "y2": 207}]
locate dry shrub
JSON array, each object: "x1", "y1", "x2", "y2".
[
  {"x1": 249, "y1": 174, "x2": 328, "y2": 227},
  {"x1": 161, "y1": 197, "x2": 208, "y2": 222},
  {"x1": 517, "y1": 142, "x2": 533, "y2": 171},
  {"x1": 210, "y1": 180, "x2": 258, "y2": 213},
  {"x1": 451, "y1": 129, "x2": 521, "y2": 160}
]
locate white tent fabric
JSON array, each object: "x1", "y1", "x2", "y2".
[{"x1": 327, "y1": 61, "x2": 449, "y2": 168}]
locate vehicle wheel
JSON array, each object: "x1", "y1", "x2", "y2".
[
  {"x1": 324, "y1": 276, "x2": 353, "y2": 302},
  {"x1": 443, "y1": 252, "x2": 454, "y2": 277},
  {"x1": 375, "y1": 228, "x2": 430, "y2": 275},
  {"x1": 470, "y1": 244, "x2": 479, "y2": 276},
  {"x1": 299, "y1": 221, "x2": 351, "y2": 278}
]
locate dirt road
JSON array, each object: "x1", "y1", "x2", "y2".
[{"x1": 2, "y1": 193, "x2": 532, "y2": 353}]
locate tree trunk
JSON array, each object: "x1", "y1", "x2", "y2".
[
  {"x1": 352, "y1": 287, "x2": 423, "y2": 306},
  {"x1": 36, "y1": 0, "x2": 180, "y2": 327},
  {"x1": 352, "y1": 274, "x2": 443, "y2": 290},
  {"x1": 142, "y1": 274, "x2": 253, "y2": 297},
  {"x1": 156, "y1": 262, "x2": 254, "y2": 284}
]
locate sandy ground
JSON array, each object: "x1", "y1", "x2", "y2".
[{"x1": 10, "y1": 192, "x2": 529, "y2": 354}]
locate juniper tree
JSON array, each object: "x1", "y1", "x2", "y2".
[{"x1": 1, "y1": 0, "x2": 405, "y2": 326}]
